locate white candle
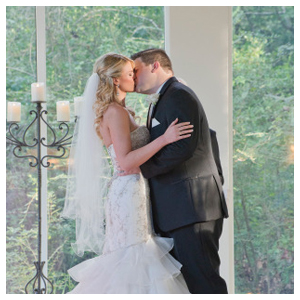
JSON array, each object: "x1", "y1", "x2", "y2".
[
  {"x1": 31, "y1": 82, "x2": 45, "y2": 102},
  {"x1": 56, "y1": 101, "x2": 70, "y2": 122},
  {"x1": 7, "y1": 102, "x2": 21, "y2": 122},
  {"x1": 74, "y1": 96, "x2": 84, "y2": 116}
]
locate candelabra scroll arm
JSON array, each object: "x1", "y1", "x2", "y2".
[
  {"x1": 7, "y1": 123, "x2": 24, "y2": 146},
  {"x1": 54, "y1": 139, "x2": 73, "y2": 147},
  {"x1": 22, "y1": 110, "x2": 39, "y2": 147},
  {"x1": 6, "y1": 136, "x2": 21, "y2": 146},
  {"x1": 56, "y1": 133, "x2": 73, "y2": 145},
  {"x1": 40, "y1": 118, "x2": 73, "y2": 149},
  {"x1": 6, "y1": 110, "x2": 38, "y2": 148},
  {"x1": 40, "y1": 145, "x2": 68, "y2": 168},
  {"x1": 12, "y1": 146, "x2": 39, "y2": 168},
  {"x1": 40, "y1": 110, "x2": 57, "y2": 147},
  {"x1": 55, "y1": 122, "x2": 71, "y2": 145}
]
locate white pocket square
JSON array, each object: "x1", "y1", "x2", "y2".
[{"x1": 151, "y1": 118, "x2": 160, "y2": 128}]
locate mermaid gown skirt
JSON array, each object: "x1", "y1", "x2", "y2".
[{"x1": 67, "y1": 126, "x2": 190, "y2": 294}]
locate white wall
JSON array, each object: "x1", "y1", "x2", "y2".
[{"x1": 165, "y1": 6, "x2": 234, "y2": 293}]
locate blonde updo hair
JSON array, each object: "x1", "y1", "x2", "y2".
[{"x1": 93, "y1": 53, "x2": 135, "y2": 138}]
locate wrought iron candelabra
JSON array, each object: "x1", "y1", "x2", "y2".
[{"x1": 6, "y1": 101, "x2": 74, "y2": 294}]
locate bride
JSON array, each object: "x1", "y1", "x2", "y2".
[{"x1": 62, "y1": 53, "x2": 193, "y2": 294}]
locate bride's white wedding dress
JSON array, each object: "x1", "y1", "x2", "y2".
[{"x1": 67, "y1": 126, "x2": 190, "y2": 294}]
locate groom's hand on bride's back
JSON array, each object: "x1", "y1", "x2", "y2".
[{"x1": 117, "y1": 166, "x2": 141, "y2": 176}]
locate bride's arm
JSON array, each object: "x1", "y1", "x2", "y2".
[{"x1": 106, "y1": 104, "x2": 193, "y2": 172}]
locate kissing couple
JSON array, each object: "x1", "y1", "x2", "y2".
[{"x1": 62, "y1": 48, "x2": 229, "y2": 294}]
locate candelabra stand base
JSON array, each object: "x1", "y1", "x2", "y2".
[{"x1": 25, "y1": 261, "x2": 53, "y2": 294}]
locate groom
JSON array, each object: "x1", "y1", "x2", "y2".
[{"x1": 131, "y1": 48, "x2": 229, "y2": 294}]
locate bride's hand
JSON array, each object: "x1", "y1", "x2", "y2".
[
  {"x1": 117, "y1": 166, "x2": 141, "y2": 176},
  {"x1": 163, "y1": 118, "x2": 194, "y2": 145}
]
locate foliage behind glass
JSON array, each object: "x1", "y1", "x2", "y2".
[{"x1": 232, "y1": 6, "x2": 294, "y2": 294}]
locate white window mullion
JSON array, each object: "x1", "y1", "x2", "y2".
[
  {"x1": 35, "y1": 6, "x2": 48, "y2": 278},
  {"x1": 164, "y1": 6, "x2": 234, "y2": 293}
]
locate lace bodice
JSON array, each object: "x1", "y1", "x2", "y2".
[
  {"x1": 103, "y1": 125, "x2": 152, "y2": 254},
  {"x1": 107, "y1": 125, "x2": 150, "y2": 174}
]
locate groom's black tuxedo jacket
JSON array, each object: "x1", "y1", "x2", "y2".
[{"x1": 140, "y1": 77, "x2": 229, "y2": 232}]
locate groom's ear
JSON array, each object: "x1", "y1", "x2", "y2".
[{"x1": 151, "y1": 61, "x2": 160, "y2": 73}]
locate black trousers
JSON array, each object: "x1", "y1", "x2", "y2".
[{"x1": 161, "y1": 218, "x2": 228, "y2": 294}]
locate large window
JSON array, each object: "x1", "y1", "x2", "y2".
[
  {"x1": 6, "y1": 6, "x2": 165, "y2": 294},
  {"x1": 6, "y1": 6, "x2": 294, "y2": 295},
  {"x1": 233, "y1": 6, "x2": 294, "y2": 294},
  {"x1": 6, "y1": 6, "x2": 38, "y2": 294}
]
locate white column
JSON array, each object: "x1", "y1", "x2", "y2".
[
  {"x1": 165, "y1": 6, "x2": 234, "y2": 293},
  {"x1": 36, "y1": 6, "x2": 48, "y2": 278}
]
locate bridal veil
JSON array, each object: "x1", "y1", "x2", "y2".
[{"x1": 62, "y1": 73, "x2": 111, "y2": 256}]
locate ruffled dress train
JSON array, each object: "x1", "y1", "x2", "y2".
[{"x1": 68, "y1": 236, "x2": 189, "y2": 294}]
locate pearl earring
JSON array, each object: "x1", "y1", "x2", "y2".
[{"x1": 116, "y1": 84, "x2": 119, "y2": 96}]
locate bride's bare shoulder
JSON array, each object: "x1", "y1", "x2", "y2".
[
  {"x1": 103, "y1": 103, "x2": 129, "y2": 125},
  {"x1": 105, "y1": 103, "x2": 126, "y2": 115}
]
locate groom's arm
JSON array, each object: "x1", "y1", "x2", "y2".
[{"x1": 140, "y1": 89, "x2": 201, "y2": 179}]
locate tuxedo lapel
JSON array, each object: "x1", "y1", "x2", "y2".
[
  {"x1": 146, "y1": 77, "x2": 178, "y2": 131},
  {"x1": 150, "y1": 77, "x2": 178, "y2": 123}
]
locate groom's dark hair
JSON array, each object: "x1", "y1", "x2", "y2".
[{"x1": 131, "y1": 48, "x2": 173, "y2": 73}]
